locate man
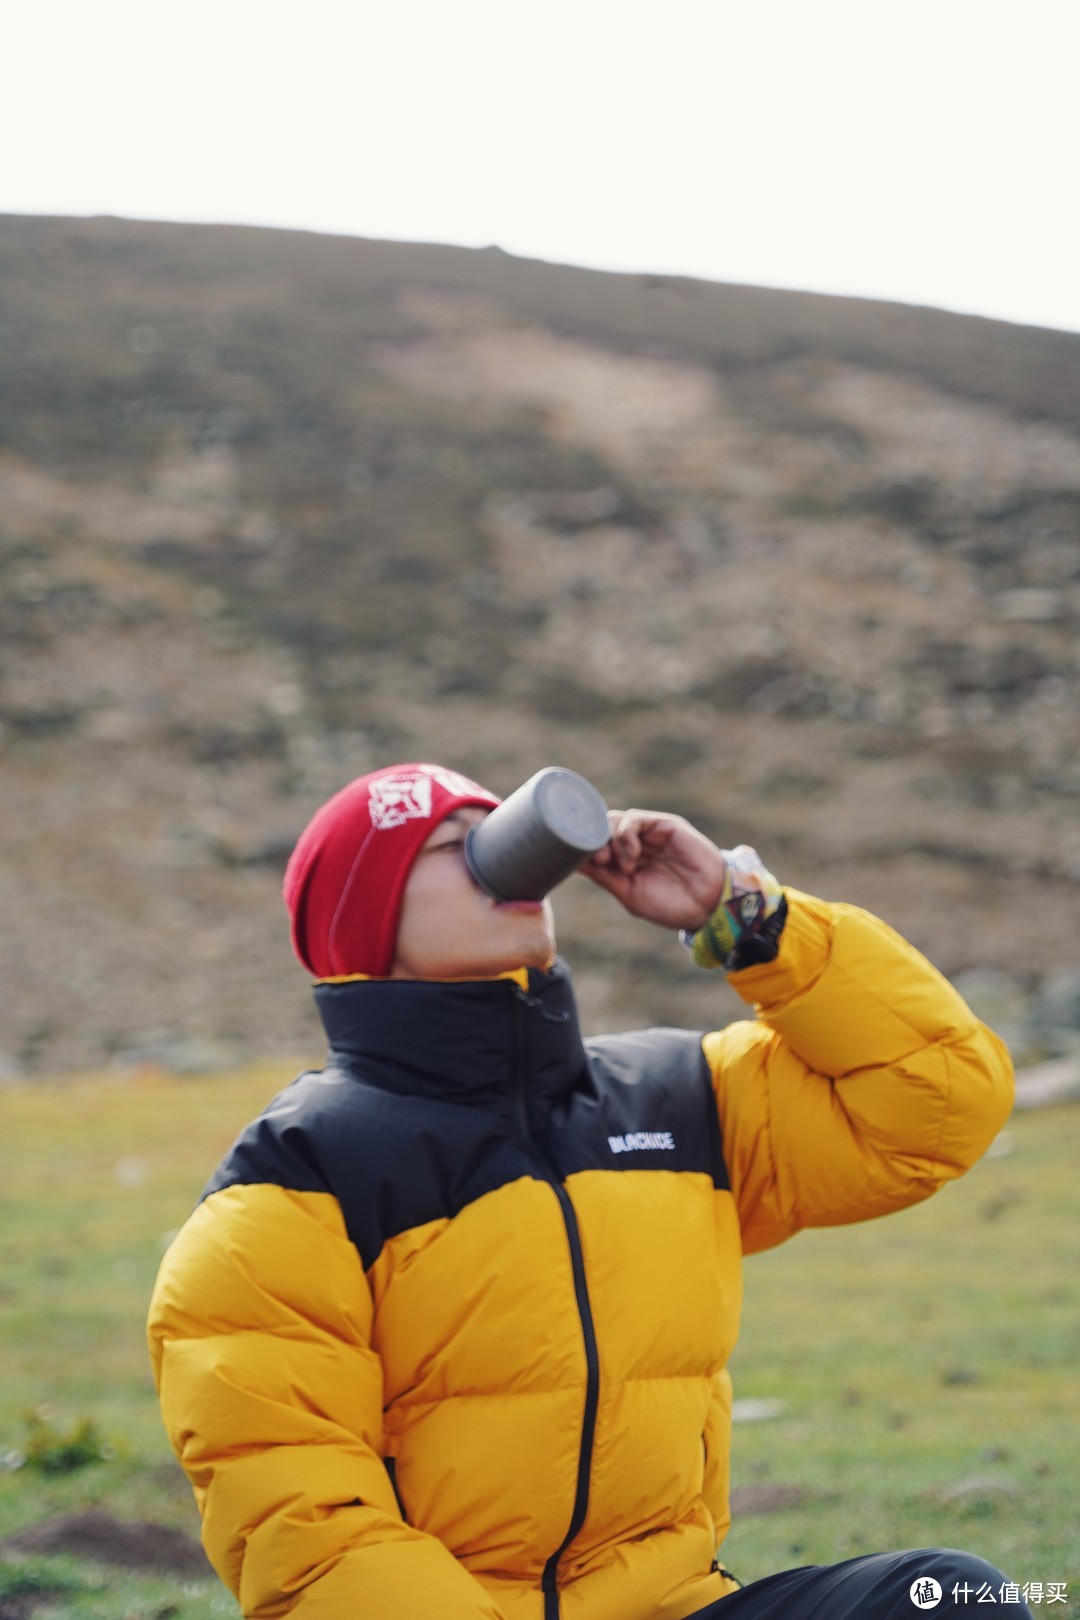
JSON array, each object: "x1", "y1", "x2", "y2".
[{"x1": 148, "y1": 761, "x2": 1028, "y2": 1619}]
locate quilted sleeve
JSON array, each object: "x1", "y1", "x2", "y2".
[
  {"x1": 702, "y1": 887, "x2": 1014, "y2": 1255},
  {"x1": 147, "y1": 1183, "x2": 504, "y2": 1619}
]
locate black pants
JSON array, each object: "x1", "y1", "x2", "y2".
[{"x1": 690, "y1": 1548, "x2": 1035, "y2": 1618}]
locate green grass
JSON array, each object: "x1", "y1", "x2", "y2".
[
  {"x1": 0, "y1": 1064, "x2": 292, "y2": 1618},
  {"x1": 1, "y1": 1069, "x2": 1077, "y2": 1614},
  {"x1": 0, "y1": 1549, "x2": 239, "y2": 1619},
  {"x1": 722, "y1": 1107, "x2": 1080, "y2": 1589}
]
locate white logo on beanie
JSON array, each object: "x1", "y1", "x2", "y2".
[
  {"x1": 369, "y1": 773, "x2": 434, "y2": 829},
  {"x1": 423, "y1": 765, "x2": 490, "y2": 798},
  {"x1": 368, "y1": 767, "x2": 490, "y2": 831}
]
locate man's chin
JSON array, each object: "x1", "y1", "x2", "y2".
[
  {"x1": 518, "y1": 924, "x2": 558, "y2": 968},
  {"x1": 484, "y1": 906, "x2": 556, "y2": 975}
]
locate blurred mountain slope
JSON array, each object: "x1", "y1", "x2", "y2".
[{"x1": 1, "y1": 214, "x2": 1078, "y2": 1076}]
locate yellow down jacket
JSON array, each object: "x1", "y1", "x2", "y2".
[{"x1": 147, "y1": 889, "x2": 1013, "y2": 1620}]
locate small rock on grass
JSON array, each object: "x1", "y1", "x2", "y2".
[
  {"x1": 940, "y1": 1366, "x2": 980, "y2": 1387},
  {"x1": 731, "y1": 1397, "x2": 787, "y2": 1422}
]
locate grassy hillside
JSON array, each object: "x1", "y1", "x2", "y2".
[
  {"x1": 1, "y1": 1068, "x2": 1076, "y2": 1616},
  {"x1": 1, "y1": 212, "x2": 1079, "y2": 1083}
]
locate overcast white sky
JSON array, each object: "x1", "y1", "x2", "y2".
[{"x1": 5, "y1": 0, "x2": 1079, "y2": 333}]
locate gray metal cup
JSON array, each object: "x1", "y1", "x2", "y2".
[{"x1": 464, "y1": 768, "x2": 610, "y2": 902}]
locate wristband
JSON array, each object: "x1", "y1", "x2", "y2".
[{"x1": 679, "y1": 846, "x2": 787, "y2": 971}]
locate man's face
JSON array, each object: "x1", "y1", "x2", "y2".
[{"x1": 389, "y1": 807, "x2": 557, "y2": 980}]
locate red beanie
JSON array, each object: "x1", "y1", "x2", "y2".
[{"x1": 282, "y1": 763, "x2": 500, "y2": 977}]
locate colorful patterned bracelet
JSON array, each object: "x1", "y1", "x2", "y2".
[{"x1": 679, "y1": 846, "x2": 788, "y2": 971}]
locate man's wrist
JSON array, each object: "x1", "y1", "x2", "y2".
[{"x1": 679, "y1": 848, "x2": 787, "y2": 971}]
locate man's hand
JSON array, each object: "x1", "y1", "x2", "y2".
[{"x1": 579, "y1": 809, "x2": 727, "y2": 932}]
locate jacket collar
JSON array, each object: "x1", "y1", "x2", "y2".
[{"x1": 313, "y1": 958, "x2": 587, "y2": 1113}]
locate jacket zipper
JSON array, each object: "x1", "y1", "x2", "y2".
[
  {"x1": 384, "y1": 1454, "x2": 407, "y2": 1521},
  {"x1": 510, "y1": 990, "x2": 601, "y2": 1620}
]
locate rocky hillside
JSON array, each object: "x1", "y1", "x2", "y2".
[{"x1": 2, "y1": 214, "x2": 1079, "y2": 1077}]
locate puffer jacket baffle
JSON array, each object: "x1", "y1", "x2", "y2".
[{"x1": 147, "y1": 888, "x2": 1014, "y2": 1620}]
